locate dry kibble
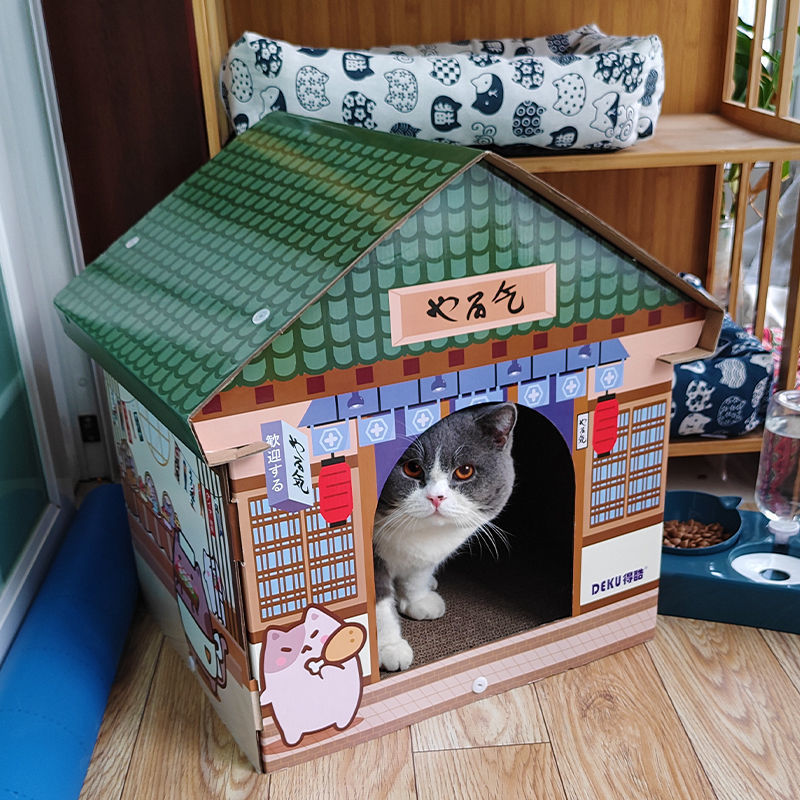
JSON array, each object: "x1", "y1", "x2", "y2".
[{"x1": 663, "y1": 518, "x2": 727, "y2": 549}]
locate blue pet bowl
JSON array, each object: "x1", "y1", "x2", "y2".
[
  {"x1": 662, "y1": 491, "x2": 742, "y2": 555},
  {"x1": 660, "y1": 506, "x2": 800, "y2": 633}
]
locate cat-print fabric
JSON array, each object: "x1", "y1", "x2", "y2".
[
  {"x1": 671, "y1": 315, "x2": 775, "y2": 439},
  {"x1": 220, "y1": 25, "x2": 664, "y2": 150}
]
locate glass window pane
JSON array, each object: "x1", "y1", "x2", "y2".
[{"x1": 0, "y1": 276, "x2": 48, "y2": 584}]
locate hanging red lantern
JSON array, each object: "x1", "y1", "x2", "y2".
[
  {"x1": 593, "y1": 394, "x2": 620, "y2": 456},
  {"x1": 318, "y1": 457, "x2": 353, "y2": 525}
]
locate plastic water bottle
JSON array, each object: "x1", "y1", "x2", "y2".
[{"x1": 755, "y1": 390, "x2": 800, "y2": 545}]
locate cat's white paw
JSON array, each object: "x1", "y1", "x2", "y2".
[
  {"x1": 380, "y1": 638, "x2": 414, "y2": 671},
  {"x1": 399, "y1": 591, "x2": 446, "y2": 620},
  {"x1": 429, "y1": 575, "x2": 438, "y2": 591}
]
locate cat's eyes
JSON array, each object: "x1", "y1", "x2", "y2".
[
  {"x1": 453, "y1": 464, "x2": 475, "y2": 481},
  {"x1": 402, "y1": 460, "x2": 424, "y2": 479}
]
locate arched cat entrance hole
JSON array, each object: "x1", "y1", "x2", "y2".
[{"x1": 377, "y1": 402, "x2": 575, "y2": 674}]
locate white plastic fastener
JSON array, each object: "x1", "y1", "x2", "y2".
[
  {"x1": 252, "y1": 307, "x2": 271, "y2": 324},
  {"x1": 125, "y1": 236, "x2": 140, "y2": 249},
  {"x1": 472, "y1": 676, "x2": 488, "y2": 694}
]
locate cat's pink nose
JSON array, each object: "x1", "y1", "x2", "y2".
[{"x1": 428, "y1": 495, "x2": 445, "y2": 509}]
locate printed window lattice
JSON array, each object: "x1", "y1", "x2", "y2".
[
  {"x1": 250, "y1": 500, "x2": 308, "y2": 619},
  {"x1": 589, "y1": 400, "x2": 666, "y2": 527},
  {"x1": 304, "y1": 487, "x2": 358, "y2": 605},
  {"x1": 590, "y1": 410, "x2": 630, "y2": 526},
  {"x1": 626, "y1": 402, "x2": 666, "y2": 515},
  {"x1": 249, "y1": 487, "x2": 358, "y2": 622}
]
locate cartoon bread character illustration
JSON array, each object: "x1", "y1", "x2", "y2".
[{"x1": 260, "y1": 606, "x2": 367, "y2": 746}]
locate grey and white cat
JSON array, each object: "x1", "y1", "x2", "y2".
[{"x1": 373, "y1": 403, "x2": 517, "y2": 671}]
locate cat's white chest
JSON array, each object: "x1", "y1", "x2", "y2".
[{"x1": 375, "y1": 517, "x2": 472, "y2": 577}]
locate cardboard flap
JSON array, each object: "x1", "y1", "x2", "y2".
[
  {"x1": 658, "y1": 344, "x2": 720, "y2": 365},
  {"x1": 205, "y1": 441, "x2": 270, "y2": 467}
]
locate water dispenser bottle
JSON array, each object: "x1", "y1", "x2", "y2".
[{"x1": 754, "y1": 389, "x2": 800, "y2": 548}]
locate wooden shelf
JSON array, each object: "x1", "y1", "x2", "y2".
[
  {"x1": 511, "y1": 113, "x2": 800, "y2": 173},
  {"x1": 668, "y1": 429, "x2": 764, "y2": 457}
]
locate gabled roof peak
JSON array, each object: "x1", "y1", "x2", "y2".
[{"x1": 55, "y1": 113, "x2": 721, "y2": 458}]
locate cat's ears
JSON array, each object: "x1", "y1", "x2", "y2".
[{"x1": 476, "y1": 403, "x2": 517, "y2": 448}]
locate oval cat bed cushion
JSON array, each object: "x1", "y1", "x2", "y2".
[
  {"x1": 221, "y1": 24, "x2": 664, "y2": 150},
  {"x1": 0, "y1": 483, "x2": 138, "y2": 800}
]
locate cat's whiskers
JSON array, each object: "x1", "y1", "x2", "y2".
[
  {"x1": 397, "y1": 435, "x2": 423, "y2": 457},
  {"x1": 373, "y1": 504, "x2": 430, "y2": 546},
  {"x1": 375, "y1": 494, "x2": 487, "y2": 553},
  {"x1": 477, "y1": 521, "x2": 512, "y2": 559},
  {"x1": 457, "y1": 511, "x2": 511, "y2": 560},
  {"x1": 372, "y1": 509, "x2": 408, "y2": 544},
  {"x1": 452, "y1": 443, "x2": 468, "y2": 466}
]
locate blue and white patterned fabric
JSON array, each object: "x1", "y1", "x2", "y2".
[
  {"x1": 671, "y1": 315, "x2": 774, "y2": 438},
  {"x1": 220, "y1": 25, "x2": 664, "y2": 150}
]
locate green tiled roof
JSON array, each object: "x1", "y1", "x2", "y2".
[
  {"x1": 234, "y1": 163, "x2": 686, "y2": 386},
  {"x1": 55, "y1": 112, "x2": 700, "y2": 457},
  {"x1": 54, "y1": 113, "x2": 479, "y2": 451}
]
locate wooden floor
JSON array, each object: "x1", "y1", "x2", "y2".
[{"x1": 80, "y1": 605, "x2": 800, "y2": 800}]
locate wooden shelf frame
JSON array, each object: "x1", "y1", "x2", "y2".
[
  {"x1": 510, "y1": 113, "x2": 800, "y2": 173},
  {"x1": 669, "y1": 0, "x2": 800, "y2": 457},
  {"x1": 669, "y1": 430, "x2": 764, "y2": 457},
  {"x1": 189, "y1": 0, "x2": 800, "y2": 459}
]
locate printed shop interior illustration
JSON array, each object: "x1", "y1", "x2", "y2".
[{"x1": 54, "y1": 113, "x2": 720, "y2": 770}]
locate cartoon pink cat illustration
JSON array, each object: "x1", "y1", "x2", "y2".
[{"x1": 260, "y1": 605, "x2": 366, "y2": 747}]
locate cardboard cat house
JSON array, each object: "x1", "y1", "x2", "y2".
[{"x1": 54, "y1": 112, "x2": 721, "y2": 772}]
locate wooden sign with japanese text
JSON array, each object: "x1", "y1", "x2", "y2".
[
  {"x1": 261, "y1": 420, "x2": 313, "y2": 512},
  {"x1": 387, "y1": 264, "x2": 556, "y2": 346}
]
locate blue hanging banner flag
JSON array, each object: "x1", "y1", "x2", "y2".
[
  {"x1": 556, "y1": 370, "x2": 586, "y2": 402},
  {"x1": 454, "y1": 389, "x2": 504, "y2": 411},
  {"x1": 519, "y1": 378, "x2": 549, "y2": 408},
  {"x1": 358, "y1": 412, "x2": 397, "y2": 445},
  {"x1": 405, "y1": 403, "x2": 441, "y2": 435},
  {"x1": 595, "y1": 362, "x2": 625, "y2": 392},
  {"x1": 311, "y1": 421, "x2": 351, "y2": 456}
]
